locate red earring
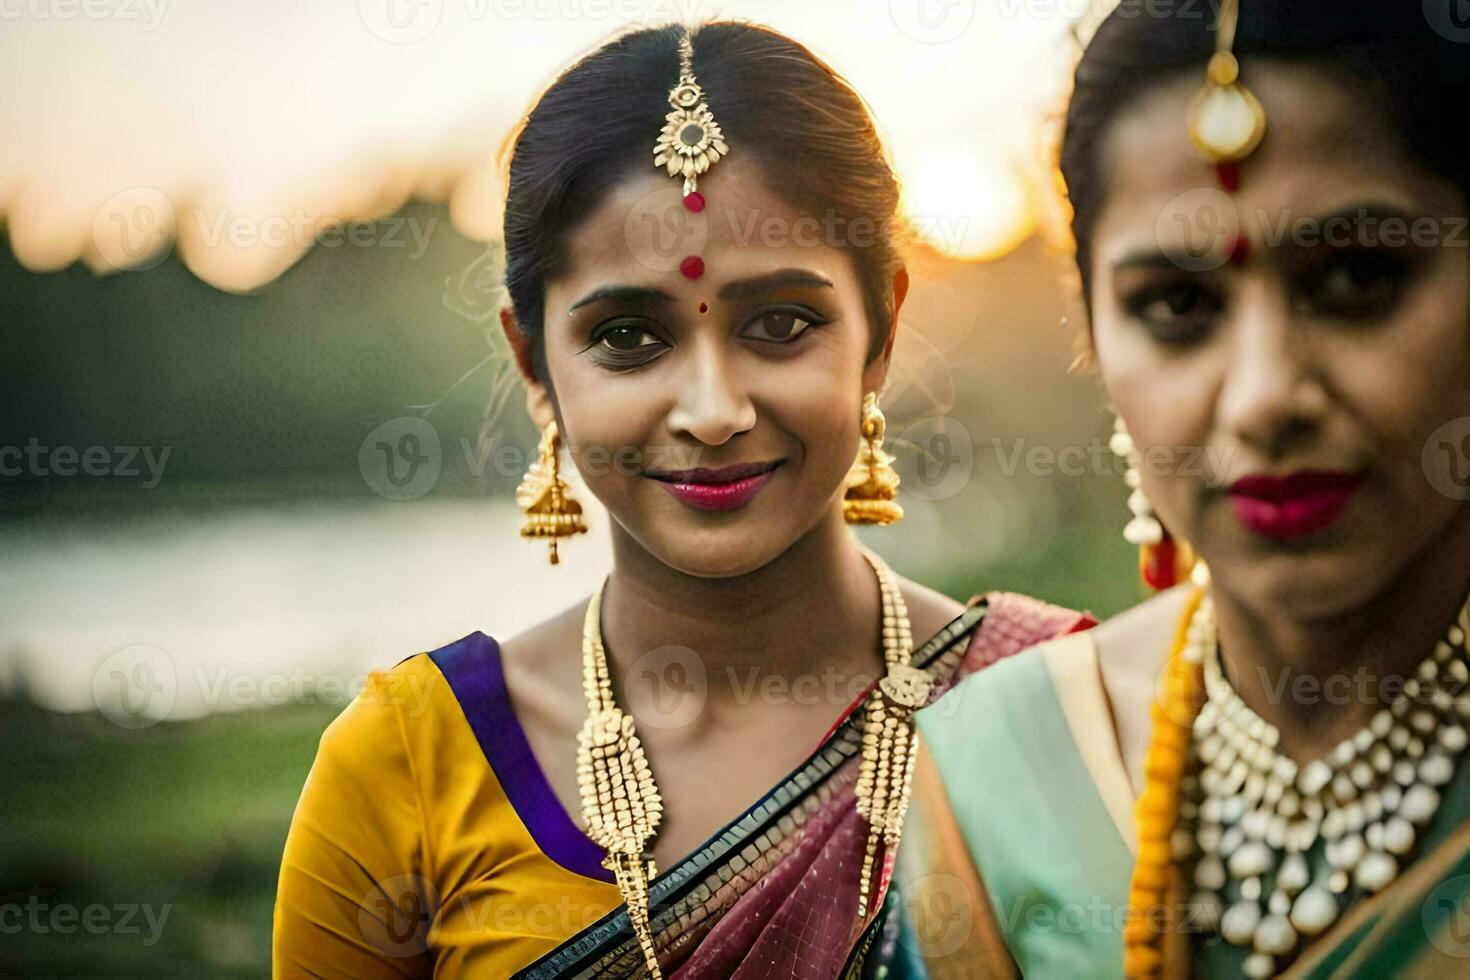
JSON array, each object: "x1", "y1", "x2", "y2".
[{"x1": 1111, "y1": 416, "x2": 1195, "y2": 591}]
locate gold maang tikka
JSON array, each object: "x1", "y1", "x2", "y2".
[
  {"x1": 653, "y1": 32, "x2": 729, "y2": 199},
  {"x1": 652, "y1": 31, "x2": 728, "y2": 280},
  {"x1": 1186, "y1": 0, "x2": 1266, "y2": 171}
]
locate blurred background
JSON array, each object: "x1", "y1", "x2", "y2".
[{"x1": 0, "y1": 0, "x2": 1142, "y2": 974}]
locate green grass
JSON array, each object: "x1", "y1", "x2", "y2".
[{"x1": 0, "y1": 695, "x2": 341, "y2": 977}]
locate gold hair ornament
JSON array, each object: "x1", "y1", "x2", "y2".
[
  {"x1": 652, "y1": 32, "x2": 730, "y2": 200},
  {"x1": 1186, "y1": 0, "x2": 1266, "y2": 165}
]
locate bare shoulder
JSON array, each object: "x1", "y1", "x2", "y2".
[
  {"x1": 895, "y1": 576, "x2": 967, "y2": 646},
  {"x1": 496, "y1": 597, "x2": 589, "y2": 735}
]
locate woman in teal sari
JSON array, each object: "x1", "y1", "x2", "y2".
[
  {"x1": 272, "y1": 21, "x2": 1092, "y2": 978},
  {"x1": 919, "y1": 1, "x2": 1470, "y2": 976}
]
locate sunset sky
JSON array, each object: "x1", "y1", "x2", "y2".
[{"x1": 0, "y1": 0, "x2": 1102, "y2": 288}]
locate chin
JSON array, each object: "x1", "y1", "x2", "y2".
[
  {"x1": 654, "y1": 538, "x2": 788, "y2": 579},
  {"x1": 622, "y1": 516, "x2": 798, "y2": 579},
  {"x1": 1214, "y1": 545, "x2": 1395, "y2": 625}
]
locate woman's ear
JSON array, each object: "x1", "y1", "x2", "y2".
[
  {"x1": 501, "y1": 306, "x2": 555, "y2": 430},
  {"x1": 524, "y1": 383, "x2": 554, "y2": 432},
  {"x1": 863, "y1": 265, "x2": 909, "y2": 394},
  {"x1": 501, "y1": 306, "x2": 538, "y2": 384},
  {"x1": 888, "y1": 266, "x2": 910, "y2": 350}
]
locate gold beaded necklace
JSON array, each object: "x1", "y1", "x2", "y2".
[{"x1": 576, "y1": 548, "x2": 917, "y2": 977}]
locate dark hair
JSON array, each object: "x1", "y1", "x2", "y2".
[
  {"x1": 501, "y1": 21, "x2": 904, "y2": 383},
  {"x1": 1059, "y1": 0, "x2": 1470, "y2": 301}
]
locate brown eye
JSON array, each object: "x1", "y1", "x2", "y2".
[
  {"x1": 740, "y1": 309, "x2": 819, "y2": 343},
  {"x1": 585, "y1": 319, "x2": 670, "y2": 372},
  {"x1": 599, "y1": 325, "x2": 661, "y2": 351},
  {"x1": 1124, "y1": 280, "x2": 1223, "y2": 345},
  {"x1": 1298, "y1": 250, "x2": 1407, "y2": 321},
  {"x1": 1144, "y1": 283, "x2": 1204, "y2": 321}
]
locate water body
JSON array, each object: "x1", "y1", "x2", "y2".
[{"x1": 0, "y1": 499, "x2": 613, "y2": 722}]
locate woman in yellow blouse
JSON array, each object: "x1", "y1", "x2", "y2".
[{"x1": 272, "y1": 20, "x2": 1091, "y2": 979}]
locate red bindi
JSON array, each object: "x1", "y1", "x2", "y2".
[
  {"x1": 679, "y1": 255, "x2": 704, "y2": 279},
  {"x1": 698, "y1": 302, "x2": 708, "y2": 314},
  {"x1": 1216, "y1": 161, "x2": 1240, "y2": 193}
]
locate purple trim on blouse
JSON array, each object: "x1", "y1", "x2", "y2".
[{"x1": 428, "y1": 632, "x2": 614, "y2": 883}]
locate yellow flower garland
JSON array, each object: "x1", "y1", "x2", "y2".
[{"x1": 1124, "y1": 587, "x2": 1207, "y2": 978}]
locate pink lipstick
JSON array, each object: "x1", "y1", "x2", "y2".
[
  {"x1": 1228, "y1": 470, "x2": 1364, "y2": 540},
  {"x1": 645, "y1": 460, "x2": 783, "y2": 512}
]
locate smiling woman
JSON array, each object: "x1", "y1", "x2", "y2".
[{"x1": 269, "y1": 19, "x2": 1091, "y2": 980}]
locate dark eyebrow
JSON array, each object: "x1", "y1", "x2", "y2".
[
  {"x1": 1303, "y1": 201, "x2": 1416, "y2": 230},
  {"x1": 1289, "y1": 201, "x2": 1426, "y2": 250},
  {"x1": 1114, "y1": 202, "x2": 1427, "y2": 272},
  {"x1": 568, "y1": 284, "x2": 676, "y2": 313},
  {"x1": 1112, "y1": 251, "x2": 1205, "y2": 272},
  {"x1": 717, "y1": 268, "x2": 834, "y2": 301}
]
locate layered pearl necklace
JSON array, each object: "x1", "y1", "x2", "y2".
[
  {"x1": 1178, "y1": 593, "x2": 1470, "y2": 978},
  {"x1": 576, "y1": 549, "x2": 917, "y2": 978}
]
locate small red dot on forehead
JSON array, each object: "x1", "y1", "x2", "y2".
[
  {"x1": 679, "y1": 255, "x2": 704, "y2": 280},
  {"x1": 698, "y1": 302, "x2": 708, "y2": 314},
  {"x1": 683, "y1": 191, "x2": 705, "y2": 213}
]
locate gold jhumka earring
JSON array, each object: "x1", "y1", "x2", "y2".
[
  {"x1": 844, "y1": 391, "x2": 904, "y2": 526},
  {"x1": 515, "y1": 420, "x2": 587, "y2": 565}
]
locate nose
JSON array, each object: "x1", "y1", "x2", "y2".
[
  {"x1": 1214, "y1": 291, "x2": 1331, "y2": 460},
  {"x1": 665, "y1": 338, "x2": 756, "y2": 446}
]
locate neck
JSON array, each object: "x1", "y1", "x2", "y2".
[
  {"x1": 599, "y1": 507, "x2": 886, "y2": 706},
  {"x1": 1210, "y1": 505, "x2": 1470, "y2": 761}
]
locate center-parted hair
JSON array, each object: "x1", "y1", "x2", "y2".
[{"x1": 501, "y1": 21, "x2": 904, "y2": 383}]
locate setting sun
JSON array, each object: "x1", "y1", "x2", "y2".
[{"x1": 898, "y1": 147, "x2": 1035, "y2": 262}]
